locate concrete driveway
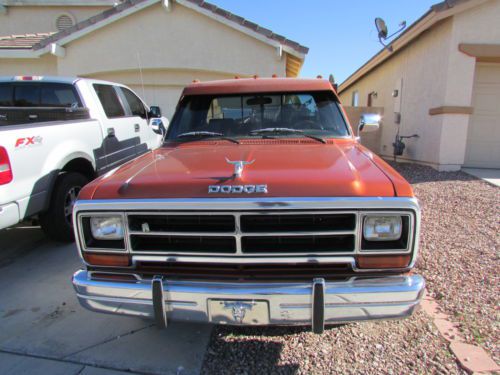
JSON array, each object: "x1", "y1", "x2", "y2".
[
  {"x1": 0, "y1": 225, "x2": 212, "y2": 375},
  {"x1": 462, "y1": 168, "x2": 500, "y2": 187}
]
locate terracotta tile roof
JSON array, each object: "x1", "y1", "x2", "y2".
[
  {"x1": 32, "y1": 0, "x2": 308, "y2": 54},
  {"x1": 0, "y1": 32, "x2": 56, "y2": 49}
]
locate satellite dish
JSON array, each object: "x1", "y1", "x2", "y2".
[
  {"x1": 375, "y1": 18, "x2": 388, "y2": 40},
  {"x1": 374, "y1": 17, "x2": 406, "y2": 53}
]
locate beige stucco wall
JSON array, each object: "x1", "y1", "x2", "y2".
[
  {"x1": 339, "y1": 19, "x2": 454, "y2": 169},
  {"x1": 0, "y1": 54, "x2": 57, "y2": 75},
  {"x1": 57, "y1": 3, "x2": 285, "y2": 78},
  {"x1": 339, "y1": 0, "x2": 500, "y2": 171},
  {"x1": 0, "y1": 6, "x2": 109, "y2": 35},
  {"x1": 88, "y1": 69, "x2": 238, "y2": 119},
  {"x1": 0, "y1": 2, "x2": 288, "y2": 120}
]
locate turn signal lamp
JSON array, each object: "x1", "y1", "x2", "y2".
[
  {"x1": 83, "y1": 253, "x2": 130, "y2": 267},
  {"x1": 357, "y1": 255, "x2": 411, "y2": 269}
]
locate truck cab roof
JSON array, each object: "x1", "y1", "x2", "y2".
[{"x1": 182, "y1": 78, "x2": 337, "y2": 96}]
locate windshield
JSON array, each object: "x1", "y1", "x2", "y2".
[{"x1": 167, "y1": 91, "x2": 350, "y2": 141}]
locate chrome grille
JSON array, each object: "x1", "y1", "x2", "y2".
[{"x1": 126, "y1": 211, "x2": 358, "y2": 256}]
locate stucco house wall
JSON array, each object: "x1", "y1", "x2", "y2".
[
  {"x1": 0, "y1": 0, "x2": 306, "y2": 121},
  {"x1": 56, "y1": 3, "x2": 286, "y2": 118},
  {"x1": 339, "y1": 0, "x2": 500, "y2": 171},
  {"x1": 339, "y1": 19, "x2": 454, "y2": 168}
]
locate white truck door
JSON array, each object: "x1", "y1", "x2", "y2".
[
  {"x1": 116, "y1": 86, "x2": 159, "y2": 154},
  {"x1": 92, "y1": 83, "x2": 139, "y2": 171}
]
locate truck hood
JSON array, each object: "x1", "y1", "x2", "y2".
[{"x1": 84, "y1": 140, "x2": 398, "y2": 199}]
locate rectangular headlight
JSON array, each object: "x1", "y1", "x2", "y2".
[
  {"x1": 363, "y1": 216, "x2": 402, "y2": 241},
  {"x1": 90, "y1": 216, "x2": 124, "y2": 240}
]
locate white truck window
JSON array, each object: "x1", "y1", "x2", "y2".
[
  {"x1": 14, "y1": 84, "x2": 40, "y2": 107},
  {"x1": 0, "y1": 84, "x2": 13, "y2": 106},
  {"x1": 121, "y1": 87, "x2": 147, "y2": 119},
  {"x1": 93, "y1": 84, "x2": 125, "y2": 118},
  {"x1": 40, "y1": 84, "x2": 82, "y2": 107}
]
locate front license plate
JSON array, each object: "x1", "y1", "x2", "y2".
[{"x1": 208, "y1": 299, "x2": 270, "y2": 325}]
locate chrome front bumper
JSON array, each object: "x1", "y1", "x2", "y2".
[{"x1": 72, "y1": 270, "x2": 425, "y2": 331}]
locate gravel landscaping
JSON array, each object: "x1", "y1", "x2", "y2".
[
  {"x1": 201, "y1": 162, "x2": 500, "y2": 373},
  {"x1": 393, "y1": 162, "x2": 500, "y2": 363},
  {"x1": 202, "y1": 311, "x2": 464, "y2": 374}
]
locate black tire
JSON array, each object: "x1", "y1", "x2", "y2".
[{"x1": 40, "y1": 172, "x2": 89, "y2": 242}]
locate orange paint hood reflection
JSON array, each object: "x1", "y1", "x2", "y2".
[{"x1": 81, "y1": 140, "x2": 399, "y2": 200}]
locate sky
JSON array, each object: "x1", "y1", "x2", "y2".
[{"x1": 208, "y1": 0, "x2": 438, "y2": 83}]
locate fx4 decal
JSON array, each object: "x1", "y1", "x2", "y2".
[{"x1": 15, "y1": 136, "x2": 43, "y2": 149}]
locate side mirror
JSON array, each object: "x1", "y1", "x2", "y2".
[
  {"x1": 149, "y1": 106, "x2": 162, "y2": 118},
  {"x1": 150, "y1": 118, "x2": 166, "y2": 135},
  {"x1": 358, "y1": 113, "x2": 381, "y2": 134}
]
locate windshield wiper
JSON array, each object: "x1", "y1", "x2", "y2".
[
  {"x1": 250, "y1": 128, "x2": 326, "y2": 144},
  {"x1": 176, "y1": 131, "x2": 240, "y2": 144}
]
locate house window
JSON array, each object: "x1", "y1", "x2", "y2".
[{"x1": 351, "y1": 91, "x2": 359, "y2": 107}]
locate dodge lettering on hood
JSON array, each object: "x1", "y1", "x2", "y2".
[{"x1": 72, "y1": 78, "x2": 424, "y2": 333}]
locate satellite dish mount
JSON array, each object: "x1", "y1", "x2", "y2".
[{"x1": 375, "y1": 17, "x2": 406, "y2": 52}]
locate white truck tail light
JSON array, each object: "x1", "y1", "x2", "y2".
[{"x1": 0, "y1": 146, "x2": 13, "y2": 185}]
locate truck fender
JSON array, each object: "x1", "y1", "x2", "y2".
[{"x1": 40, "y1": 143, "x2": 96, "y2": 212}]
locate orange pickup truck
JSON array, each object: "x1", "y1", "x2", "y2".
[{"x1": 71, "y1": 78, "x2": 424, "y2": 333}]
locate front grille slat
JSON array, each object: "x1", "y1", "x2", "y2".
[
  {"x1": 127, "y1": 211, "x2": 358, "y2": 255},
  {"x1": 130, "y1": 235, "x2": 236, "y2": 253},
  {"x1": 242, "y1": 235, "x2": 355, "y2": 253},
  {"x1": 134, "y1": 261, "x2": 353, "y2": 281}
]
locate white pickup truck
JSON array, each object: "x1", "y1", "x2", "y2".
[{"x1": 0, "y1": 76, "x2": 167, "y2": 241}]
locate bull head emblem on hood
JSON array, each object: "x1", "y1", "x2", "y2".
[{"x1": 225, "y1": 158, "x2": 255, "y2": 179}]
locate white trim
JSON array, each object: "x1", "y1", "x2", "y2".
[
  {"x1": 276, "y1": 44, "x2": 283, "y2": 60},
  {"x1": 162, "y1": 0, "x2": 171, "y2": 12},
  {"x1": 50, "y1": 43, "x2": 65, "y2": 58}
]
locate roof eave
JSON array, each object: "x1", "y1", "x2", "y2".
[{"x1": 338, "y1": 0, "x2": 489, "y2": 94}]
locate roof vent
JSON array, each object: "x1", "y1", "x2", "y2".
[{"x1": 55, "y1": 14, "x2": 75, "y2": 31}]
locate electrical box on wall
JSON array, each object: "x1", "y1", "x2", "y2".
[{"x1": 394, "y1": 112, "x2": 401, "y2": 124}]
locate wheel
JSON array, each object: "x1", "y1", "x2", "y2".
[{"x1": 40, "y1": 172, "x2": 89, "y2": 242}]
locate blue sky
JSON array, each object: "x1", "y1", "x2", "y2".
[{"x1": 208, "y1": 0, "x2": 438, "y2": 83}]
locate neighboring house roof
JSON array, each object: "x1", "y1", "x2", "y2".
[
  {"x1": 0, "y1": 1, "x2": 116, "y2": 5},
  {"x1": 338, "y1": 0, "x2": 488, "y2": 93},
  {"x1": 0, "y1": 32, "x2": 55, "y2": 49},
  {"x1": 0, "y1": 0, "x2": 308, "y2": 58}
]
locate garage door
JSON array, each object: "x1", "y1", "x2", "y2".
[{"x1": 464, "y1": 63, "x2": 500, "y2": 168}]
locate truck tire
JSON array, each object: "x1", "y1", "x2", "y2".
[{"x1": 40, "y1": 172, "x2": 89, "y2": 242}]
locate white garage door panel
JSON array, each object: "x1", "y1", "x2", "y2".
[{"x1": 465, "y1": 64, "x2": 500, "y2": 168}]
